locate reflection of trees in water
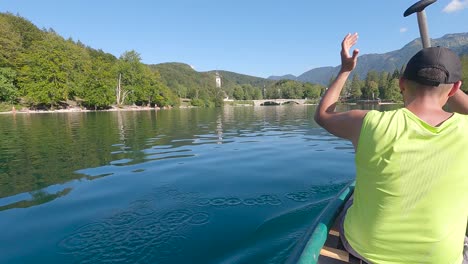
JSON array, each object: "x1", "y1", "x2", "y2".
[
  {"x1": 0, "y1": 113, "x2": 105, "y2": 199},
  {"x1": 0, "y1": 188, "x2": 71, "y2": 211},
  {"x1": 0, "y1": 106, "x2": 359, "y2": 209},
  {"x1": 0, "y1": 112, "x2": 158, "y2": 200},
  {"x1": 1, "y1": 110, "x2": 227, "y2": 206}
]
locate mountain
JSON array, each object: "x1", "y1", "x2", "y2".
[
  {"x1": 280, "y1": 33, "x2": 468, "y2": 85},
  {"x1": 296, "y1": 67, "x2": 337, "y2": 86},
  {"x1": 268, "y1": 74, "x2": 297, "y2": 81}
]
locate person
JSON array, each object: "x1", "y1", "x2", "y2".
[{"x1": 314, "y1": 33, "x2": 468, "y2": 263}]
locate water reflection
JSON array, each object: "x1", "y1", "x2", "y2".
[
  {"x1": 0, "y1": 105, "x2": 401, "y2": 210},
  {"x1": 0, "y1": 188, "x2": 71, "y2": 211}
]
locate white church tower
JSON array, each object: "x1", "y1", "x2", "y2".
[{"x1": 215, "y1": 71, "x2": 222, "y2": 88}]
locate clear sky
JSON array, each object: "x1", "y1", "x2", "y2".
[{"x1": 1, "y1": 0, "x2": 467, "y2": 78}]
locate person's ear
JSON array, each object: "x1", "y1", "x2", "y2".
[
  {"x1": 448, "y1": 81, "x2": 462, "y2": 97},
  {"x1": 399, "y1": 77, "x2": 405, "y2": 94}
]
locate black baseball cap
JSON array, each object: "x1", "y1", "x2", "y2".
[{"x1": 402, "y1": 46, "x2": 462, "y2": 86}]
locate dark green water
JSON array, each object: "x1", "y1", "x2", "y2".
[{"x1": 0, "y1": 104, "x2": 399, "y2": 264}]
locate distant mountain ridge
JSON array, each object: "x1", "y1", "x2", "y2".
[
  {"x1": 268, "y1": 74, "x2": 297, "y2": 81},
  {"x1": 269, "y1": 33, "x2": 468, "y2": 85}
]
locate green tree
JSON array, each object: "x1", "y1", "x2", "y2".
[
  {"x1": 264, "y1": 85, "x2": 278, "y2": 99},
  {"x1": 17, "y1": 33, "x2": 82, "y2": 107},
  {"x1": 233, "y1": 85, "x2": 245, "y2": 100},
  {"x1": 116, "y1": 50, "x2": 145, "y2": 105},
  {"x1": 116, "y1": 52, "x2": 177, "y2": 107},
  {"x1": 141, "y1": 68, "x2": 176, "y2": 107},
  {"x1": 267, "y1": 80, "x2": 306, "y2": 99},
  {"x1": 350, "y1": 74, "x2": 362, "y2": 99},
  {"x1": 364, "y1": 80, "x2": 379, "y2": 100},
  {"x1": 252, "y1": 87, "x2": 262, "y2": 99},
  {"x1": 0, "y1": 67, "x2": 18, "y2": 103},
  {"x1": 378, "y1": 72, "x2": 389, "y2": 99},
  {"x1": 362, "y1": 71, "x2": 380, "y2": 100},
  {"x1": 80, "y1": 50, "x2": 117, "y2": 109},
  {"x1": 303, "y1": 83, "x2": 322, "y2": 99},
  {"x1": 2, "y1": 13, "x2": 44, "y2": 49},
  {"x1": 278, "y1": 81, "x2": 293, "y2": 99},
  {"x1": 386, "y1": 78, "x2": 402, "y2": 102},
  {"x1": 242, "y1": 84, "x2": 254, "y2": 100},
  {"x1": 63, "y1": 38, "x2": 92, "y2": 100},
  {"x1": 0, "y1": 15, "x2": 22, "y2": 67}
]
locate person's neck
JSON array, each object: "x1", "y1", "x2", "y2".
[{"x1": 404, "y1": 96, "x2": 452, "y2": 127}]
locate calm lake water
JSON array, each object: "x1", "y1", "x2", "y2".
[{"x1": 0, "y1": 104, "x2": 399, "y2": 264}]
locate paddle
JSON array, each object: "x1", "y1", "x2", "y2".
[{"x1": 403, "y1": 0, "x2": 437, "y2": 48}]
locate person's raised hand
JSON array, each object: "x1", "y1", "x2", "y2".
[{"x1": 340, "y1": 33, "x2": 359, "y2": 73}]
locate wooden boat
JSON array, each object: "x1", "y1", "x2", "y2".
[{"x1": 286, "y1": 181, "x2": 359, "y2": 264}]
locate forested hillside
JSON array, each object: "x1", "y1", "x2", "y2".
[
  {"x1": 149, "y1": 63, "x2": 222, "y2": 107},
  {"x1": 0, "y1": 12, "x2": 177, "y2": 110},
  {"x1": 151, "y1": 63, "x2": 326, "y2": 105}
]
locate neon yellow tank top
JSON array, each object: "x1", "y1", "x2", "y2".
[{"x1": 344, "y1": 108, "x2": 468, "y2": 264}]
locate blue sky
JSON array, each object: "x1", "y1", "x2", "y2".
[{"x1": 1, "y1": 0, "x2": 467, "y2": 78}]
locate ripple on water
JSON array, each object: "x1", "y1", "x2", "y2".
[
  {"x1": 59, "y1": 199, "x2": 212, "y2": 263},
  {"x1": 194, "y1": 194, "x2": 282, "y2": 208},
  {"x1": 57, "y1": 172, "x2": 350, "y2": 263}
]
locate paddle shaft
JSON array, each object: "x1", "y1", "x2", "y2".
[{"x1": 417, "y1": 11, "x2": 431, "y2": 48}]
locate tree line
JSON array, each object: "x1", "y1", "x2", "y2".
[
  {"x1": 343, "y1": 56, "x2": 467, "y2": 102},
  {"x1": 342, "y1": 69, "x2": 403, "y2": 102}
]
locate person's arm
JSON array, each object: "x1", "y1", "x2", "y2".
[
  {"x1": 314, "y1": 33, "x2": 368, "y2": 148},
  {"x1": 447, "y1": 87, "x2": 468, "y2": 114}
]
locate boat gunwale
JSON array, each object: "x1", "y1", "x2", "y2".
[{"x1": 285, "y1": 181, "x2": 355, "y2": 264}]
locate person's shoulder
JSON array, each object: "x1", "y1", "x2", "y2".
[
  {"x1": 454, "y1": 112, "x2": 468, "y2": 118},
  {"x1": 452, "y1": 112, "x2": 468, "y2": 124},
  {"x1": 363, "y1": 109, "x2": 404, "y2": 129},
  {"x1": 365, "y1": 108, "x2": 400, "y2": 119}
]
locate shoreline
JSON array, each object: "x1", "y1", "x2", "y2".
[
  {"x1": 0, "y1": 102, "x2": 402, "y2": 115},
  {"x1": 0, "y1": 105, "x2": 180, "y2": 115}
]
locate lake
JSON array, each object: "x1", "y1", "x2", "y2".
[{"x1": 0, "y1": 104, "x2": 399, "y2": 264}]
